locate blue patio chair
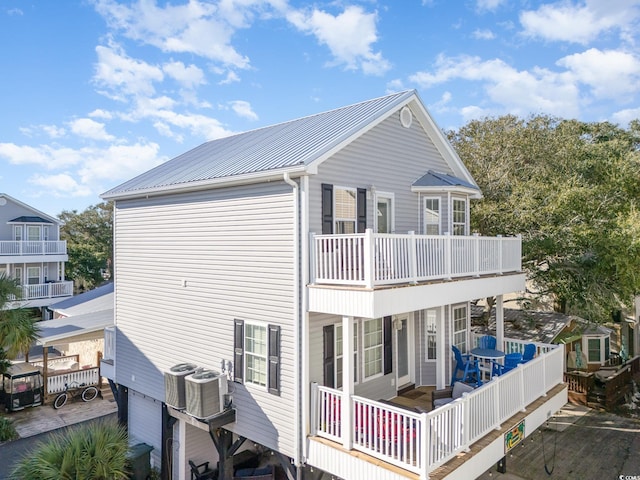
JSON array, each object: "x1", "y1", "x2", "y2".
[
  {"x1": 492, "y1": 352, "x2": 523, "y2": 376},
  {"x1": 520, "y1": 343, "x2": 536, "y2": 363},
  {"x1": 451, "y1": 345, "x2": 482, "y2": 386},
  {"x1": 478, "y1": 335, "x2": 496, "y2": 350}
]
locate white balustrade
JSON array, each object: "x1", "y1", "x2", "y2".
[
  {"x1": 47, "y1": 367, "x2": 100, "y2": 395},
  {"x1": 312, "y1": 231, "x2": 521, "y2": 287},
  {"x1": 0, "y1": 240, "x2": 67, "y2": 256},
  {"x1": 311, "y1": 341, "x2": 563, "y2": 479}
]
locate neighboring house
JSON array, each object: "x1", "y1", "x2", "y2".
[
  {"x1": 100, "y1": 91, "x2": 567, "y2": 480},
  {"x1": 472, "y1": 308, "x2": 615, "y2": 372},
  {"x1": 0, "y1": 193, "x2": 73, "y2": 314},
  {"x1": 29, "y1": 283, "x2": 114, "y2": 401}
]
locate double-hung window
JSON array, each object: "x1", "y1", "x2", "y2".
[
  {"x1": 27, "y1": 225, "x2": 41, "y2": 241},
  {"x1": 424, "y1": 197, "x2": 440, "y2": 235},
  {"x1": 363, "y1": 318, "x2": 383, "y2": 379},
  {"x1": 424, "y1": 309, "x2": 437, "y2": 361},
  {"x1": 234, "y1": 319, "x2": 281, "y2": 394},
  {"x1": 452, "y1": 305, "x2": 468, "y2": 352},
  {"x1": 452, "y1": 199, "x2": 467, "y2": 235},
  {"x1": 334, "y1": 187, "x2": 357, "y2": 234}
]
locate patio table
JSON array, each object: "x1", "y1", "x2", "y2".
[{"x1": 470, "y1": 347, "x2": 505, "y2": 381}]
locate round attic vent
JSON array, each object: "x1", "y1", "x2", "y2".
[
  {"x1": 400, "y1": 106, "x2": 412, "y2": 128},
  {"x1": 0, "y1": 198, "x2": 6, "y2": 206}
]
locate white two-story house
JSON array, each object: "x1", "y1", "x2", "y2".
[
  {"x1": 0, "y1": 194, "x2": 72, "y2": 314},
  {"x1": 101, "y1": 90, "x2": 567, "y2": 480}
]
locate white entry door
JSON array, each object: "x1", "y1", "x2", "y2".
[{"x1": 395, "y1": 315, "x2": 411, "y2": 387}]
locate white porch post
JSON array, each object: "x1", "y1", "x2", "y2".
[
  {"x1": 496, "y1": 295, "x2": 504, "y2": 351},
  {"x1": 342, "y1": 315, "x2": 354, "y2": 450},
  {"x1": 437, "y1": 306, "x2": 446, "y2": 389}
]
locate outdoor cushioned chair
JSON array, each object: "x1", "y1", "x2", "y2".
[
  {"x1": 451, "y1": 345, "x2": 482, "y2": 386},
  {"x1": 431, "y1": 381, "x2": 476, "y2": 409}
]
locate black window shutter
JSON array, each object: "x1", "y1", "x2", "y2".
[
  {"x1": 323, "y1": 325, "x2": 335, "y2": 388},
  {"x1": 268, "y1": 325, "x2": 281, "y2": 395},
  {"x1": 357, "y1": 188, "x2": 367, "y2": 233},
  {"x1": 233, "y1": 319, "x2": 244, "y2": 384},
  {"x1": 321, "y1": 183, "x2": 334, "y2": 234},
  {"x1": 383, "y1": 316, "x2": 393, "y2": 375}
]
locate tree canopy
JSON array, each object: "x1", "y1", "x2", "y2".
[
  {"x1": 0, "y1": 274, "x2": 39, "y2": 368},
  {"x1": 59, "y1": 202, "x2": 113, "y2": 291},
  {"x1": 448, "y1": 116, "x2": 640, "y2": 322}
]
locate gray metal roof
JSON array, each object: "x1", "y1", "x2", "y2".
[
  {"x1": 51, "y1": 282, "x2": 113, "y2": 316},
  {"x1": 103, "y1": 90, "x2": 416, "y2": 199},
  {"x1": 412, "y1": 171, "x2": 479, "y2": 191}
]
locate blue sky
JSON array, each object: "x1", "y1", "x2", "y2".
[{"x1": 1, "y1": 0, "x2": 639, "y2": 216}]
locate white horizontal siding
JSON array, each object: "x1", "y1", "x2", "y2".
[
  {"x1": 128, "y1": 389, "x2": 163, "y2": 469},
  {"x1": 310, "y1": 109, "x2": 454, "y2": 235},
  {"x1": 113, "y1": 182, "x2": 298, "y2": 457}
]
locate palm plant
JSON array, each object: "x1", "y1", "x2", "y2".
[
  {"x1": 10, "y1": 419, "x2": 129, "y2": 479},
  {"x1": 0, "y1": 274, "x2": 39, "y2": 361}
]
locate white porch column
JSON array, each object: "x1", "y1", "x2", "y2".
[
  {"x1": 437, "y1": 306, "x2": 446, "y2": 389},
  {"x1": 175, "y1": 420, "x2": 187, "y2": 480},
  {"x1": 342, "y1": 315, "x2": 354, "y2": 450},
  {"x1": 496, "y1": 295, "x2": 504, "y2": 351}
]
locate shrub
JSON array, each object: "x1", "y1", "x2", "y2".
[
  {"x1": 0, "y1": 416, "x2": 18, "y2": 442},
  {"x1": 10, "y1": 419, "x2": 129, "y2": 480}
]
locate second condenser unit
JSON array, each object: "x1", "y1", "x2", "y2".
[{"x1": 185, "y1": 369, "x2": 228, "y2": 419}]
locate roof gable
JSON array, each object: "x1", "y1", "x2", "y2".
[
  {"x1": 0, "y1": 193, "x2": 61, "y2": 225},
  {"x1": 102, "y1": 90, "x2": 478, "y2": 200}
]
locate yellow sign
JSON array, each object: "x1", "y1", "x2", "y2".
[{"x1": 504, "y1": 420, "x2": 525, "y2": 453}]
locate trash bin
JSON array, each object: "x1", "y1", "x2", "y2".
[{"x1": 127, "y1": 443, "x2": 153, "y2": 480}]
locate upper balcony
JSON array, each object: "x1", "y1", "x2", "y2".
[
  {"x1": 308, "y1": 230, "x2": 525, "y2": 318},
  {"x1": 6, "y1": 281, "x2": 74, "y2": 309},
  {"x1": 0, "y1": 240, "x2": 68, "y2": 263}
]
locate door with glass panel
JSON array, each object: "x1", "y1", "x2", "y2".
[{"x1": 394, "y1": 315, "x2": 411, "y2": 388}]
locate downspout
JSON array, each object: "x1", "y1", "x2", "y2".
[{"x1": 283, "y1": 172, "x2": 303, "y2": 473}]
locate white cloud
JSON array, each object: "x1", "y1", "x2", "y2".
[
  {"x1": 0, "y1": 143, "x2": 81, "y2": 169},
  {"x1": 472, "y1": 29, "x2": 495, "y2": 40},
  {"x1": 89, "y1": 109, "x2": 114, "y2": 120},
  {"x1": 287, "y1": 5, "x2": 390, "y2": 75},
  {"x1": 19, "y1": 124, "x2": 66, "y2": 139},
  {"x1": 93, "y1": 0, "x2": 251, "y2": 69},
  {"x1": 229, "y1": 100, "x2": 258, "y2": 121},
  {"x1": 476, "y1": 0, "x2": 506, "y2": 11},
  {"x1": 612, "y1": 107, "x2": 640, "y2": 125},
  {"x1": 68, "y1": 118, "x2": 115, "y2": 141},
  {"x1": 557, "y1": 48, "x2": 640, "y2": 101},
  {"x1": 520, "y1": 0, "x2": 640, "y2": 44},
  {"x1": 93, "y1": 42, "x2": 164, "y2": 100},
  {"x1": 163, "y1": 61, "x2": 206, "y2": 89},
  {"x1": 29, "y1": 173, "x2": 94, "y2": 198},
  {"x1": 409, "y1": 54, "x2": 581, "y2": 118},
  {"x1": 219, "y1": 71, "x2": 241, "y2": 85}
]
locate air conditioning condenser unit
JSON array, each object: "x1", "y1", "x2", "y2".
[
  {"x1": 164, "y1": 362, "x2": 198, "y2": 409},
  {"x1": 185, "y1": 369, "x2": 228, "y2": 419}
]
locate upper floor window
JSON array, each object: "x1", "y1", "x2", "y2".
[
  {"x1": 321, "y1": 183, "x2": 367, "y2": 234},
  {"x1": 452, "y1": 199, "x2": 467, "y2": 235},
  {"x1": 14, "y1": 226, "x2": 22, "y2": 241},
  {"x1": 334, "y1": 187, "x2": 357, "y2": 234},
  {"x1": 424, "y1": 197, "x2": 440, "y2": 235},
  {"x1": 245, "y1": 323, "x2": 267, "y2": 387},
  {"x1": 27, "y1": 226, "x2": 41, "y2": 241}
]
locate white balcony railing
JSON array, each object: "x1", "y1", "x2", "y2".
[
  {"x1": 0, "y1": 240, "x2": 67, "y2": 256},
  {"x1": 8, "y1": 281, "x2": 74, "y2": 302},
  {"x1": 311, "y1": 230, "x2": 521, "y2": 288},
  {"x1": 311, "y1": 342, "x2": 564, "y2": 478}
]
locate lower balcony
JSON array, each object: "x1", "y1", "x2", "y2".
[
  {"x1": 7, "y1": 280, "x2": 74, "y2": 308},
  {"x1": 308, "y1": 343, "x2": 566, "y2": 480}
]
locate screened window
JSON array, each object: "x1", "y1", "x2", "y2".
[
  {"x1": 334, "y1": 187, "x2": 357, "y2": 234},
  {"x1": 424, "y1": 198, "x2": 440, "y2": 235},
  {"x1": 335, "y1": 323, "x2": 358, "y2": 388},
  {"x1": 363, "y1": 318, "x2": 383, "y2": 379},
  {"x1": 245, "y1": 323, "x2": 267, "y2": 387},
  {"x1": 587, "y1": 338, "x2": 600, "y2": 363},
  {"x1": 425, "y1": 309, "x2": 437, "y2": 361},
  {"x1": 452, "y1": 199, "x2": 467, "y2": 235},
  {"x1": 452, "y1": 305, "x2": 468, "y2": 352}
]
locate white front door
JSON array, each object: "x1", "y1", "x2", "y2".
[
  {"x1": 376, "y1": 193, "x2": 394, "y2": 233},
  {"x1": 395, "y1": 315, "x2": 411, "y2": 387}
]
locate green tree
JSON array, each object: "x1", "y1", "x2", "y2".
[
  {"x1": 10, "y1": 420, "x2": 129, "y2": 479},
  {"x1": 0, "y1": 274, "x2": 39, "y2": 365},
  {"x1": 449, "y1": 116, "x2": 640, "y2": 322},
  {"x1": 59, "y1": 202, "x2": 113, "y2": 291}
]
